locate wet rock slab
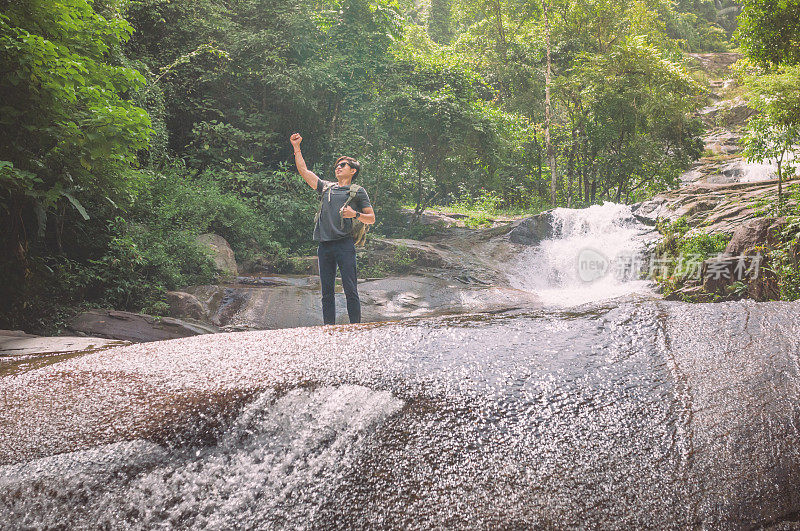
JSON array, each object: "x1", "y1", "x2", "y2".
[
  {"x1": 183, "y1": 275, "x2": 539, "y2": 330},
  {"x1": 508, "y1": 211, "x2": 554, "y2": 245},
  {"x1": 0, "y1": 334, "x2": 127, "y2": 357},
  {"x1": 2, "y1": 301, "x2": 800, "y2": 528},
  {"x1": 68, "y1": 309, "x2": 219, "y2": 342},
  {"x1": 633, "y1": 178, "x2": 800, "y2": 235}
]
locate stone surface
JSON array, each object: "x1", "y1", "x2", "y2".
[
  {"x1": 701, "y1": 255, "x2": 763, "y2": 293},
  {"x1": 631, "y1": 199, "x2": 666, "y2": 226},
  {"x1": 399, "y1": 208, "x2": 462, "y2": 227},
  {"x1": 174, "y1": 220, "x2": 534, "y2": 329},
  {"x1": 697, "y1": 97, "x2": 756, "y2": 129},
  {"x1": 644, "y1": 178, "x2": 800, "y2": 235},
  {"x1": 197, "y1": 233, "x2": 238, "y2": 278},
  {"x1": 0, "y1": 335, "x2": 128, "y2": 356},
  {"x1": 68, "y1": 309, "x2": 219, "y2": 343},
  {"x1": 663, "y1": 284, "x2": 716, "y2": 303},
  {"x1": 4, "y1": 300, "x2": 800, "y2": 528},
  {"x1": 509, "y1": 212, "x2": 554, "y2": 245},
  {"x1": 184, "y1": 275, "x2": 539, "y2": 330},
  {"x1": 365, "y1": 237, "x2": 449, "y2": 271},
  {"x1": 724, "y1": 217, "x2": 785, "y2": 256},
  {"x1": 165, "y1": 291, "x2": 207, "y2": 321},
  {"x1": 0, "y1": 330, "x2": 36, "y2": 338},
  {"x1": 686, "y1": 52, "x2": 741, "y2": 78}
]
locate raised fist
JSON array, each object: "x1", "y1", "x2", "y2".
[{"x1": 290, "y1": 133, "x2": 302, "y2": 148}]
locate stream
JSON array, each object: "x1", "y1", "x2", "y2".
[{"x1": 2, "y1": 204, "x2": 800, "y2": 529}]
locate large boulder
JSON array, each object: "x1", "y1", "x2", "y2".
[
  {"x1": 398, "y1": 208, "x2": 461, "y2": 227},
  {"x1": 184, "y1": 275, "x2": 539, "y2": 329},
  {"x1": 365, "y1": 238, "x2": 449, "y2": 272},
  {"x1": 509, "y1": 211, "x2": 554, "y2": 245},
  {"x1": 701, "y1": 255, "x2": 764, "y2": 294},
  {"x1": 68, "y1": 309, "x2": 219, "y2": 343},
  {"x1": 197, "y1": 233, "x2": 238, "y2": 279},
  {"x1": 724, "y1": 217, "x2": 785, "y2": 256},
  {"x1": 631, "y1": 199, "x2": 666, "y2": 226},
  {"x1": 165, "y1": 291, "x2": 208, "y2": 321}
]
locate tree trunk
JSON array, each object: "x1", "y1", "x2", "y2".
[
  {"x1": 493, "y1": 0, "x2": 508, "y2": 103},
  {"x1": 536, "y1": 136, "x2": 543, "y2": 185},
  {"x1": 414, "y1": 162, "x2": 424, "y2": 221},
  {"x1": 329, "y1": 100, "x2": 340, "y2": 141},
  {"x1": 778, "y1": 151, "x2": 784, "y2": 205},
  {"x1": 544, "y1": 1, "x2": 557, "y2": 206},
  {"x1": 566, "y1": 123, "x2": 576, "y2": 207},
  {"x1": 428, "y1": 0, "x2": 453, "y2": 44}
]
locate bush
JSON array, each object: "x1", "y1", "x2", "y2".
[
  {"x1": 653, "y1": 217, "x2": 730, "y2": 291},
  {"x1": 765, "y1": 217, "x2": 800, "y2": 300},
  {"x1": 0, "y1": 165, "x2": 295, "y2": 331}
]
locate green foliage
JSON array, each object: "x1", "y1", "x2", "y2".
[
  {"x1": 428, "y1": 0, "x2": 454, "y2": 44},
  {"x1": 654, "y1": 217, "x2": 729, "y2": 288},
  {"x1": 677, "y1": 231, "x2": 729, "y2": 259},
  {"x1": 766, "y1": 227, "x2": 800, "y2": 300},
  {"x1": 131, "y1": 165, "x2": 287, "y2": 263},
  {"x1": 657, "y1": 216, "x2": 728, "y2": 259},
  {"x1": 763, "y1": 189, "x2": 800, "y2": 301},
  {"x1": 0, "y1": 0, "x2": 754, "y2": 327},
  {"x1": 563, "y1": 36, "x2": 705, "y2": 203},
  {"x1": 663, "y1": 0, "x2": 732, "y2": 51},
  {"x1": 0, "y1": 1, "x2": 152, "y2": 259},
  {"x1": 737, "y1": 0, "x2": 800, "y2": 67},
  {"x1": 740, "y1": 62, "x2": 800, "y2": 205}
]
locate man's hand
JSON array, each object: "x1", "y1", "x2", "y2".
[
  {"x1": 290, "y1": 133, "x2": 302, "y2": 149},
  {"x1": 290, "y1": 132, "x2": 318, "y2": 189},
  {"x1": 341, "y1": 206, "x2": 358, "y2": 219}
]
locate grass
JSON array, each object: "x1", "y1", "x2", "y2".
[{"x1": 404, "y1": 193, "x2": 551, "y2": 228}]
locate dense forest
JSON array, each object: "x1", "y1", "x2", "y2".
[{"x1": 1, "y1": 0, "x2": 797, "y2": 330}]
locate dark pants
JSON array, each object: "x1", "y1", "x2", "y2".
[{"x1": 317, "y1": 238, "x2": 360, "y2": 325}]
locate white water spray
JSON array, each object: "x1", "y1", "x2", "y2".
[{"x1": 509, "y1": 202, "x2": 654, "y2": 306}]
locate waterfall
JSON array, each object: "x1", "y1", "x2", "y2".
[
  {"x1": 0, "y1": 385, "x2": 404, "y2": 529},
  {"x1": 509, "y1": 202, "x2": 654, "y2": 306}
]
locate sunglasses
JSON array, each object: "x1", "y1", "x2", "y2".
[{"x1": 336, "y1": 161, "x2": 352, "y2": 169}]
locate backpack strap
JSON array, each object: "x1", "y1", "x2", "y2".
[
  {"x1": 314, "y1": 181, "x2": 336, "y2": 224},
  {"x1": 339, "y1": 184, "x2": 362, "y2": 229}
]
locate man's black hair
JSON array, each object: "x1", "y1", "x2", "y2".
[{"x1": 335, "y1": 156, "x2": 361, "y2": 179}]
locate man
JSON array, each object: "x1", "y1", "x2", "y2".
[{"x1": 290, "y1": 133, "x2": 376, "y2": 325}]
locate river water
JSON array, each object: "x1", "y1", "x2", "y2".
[{"x1": 2, "y1": 205, "x2": 800, "y2": 529}]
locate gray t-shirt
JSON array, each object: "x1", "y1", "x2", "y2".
[{"x1": 313, "y1": 178, "x2": 372, "y2": 242}]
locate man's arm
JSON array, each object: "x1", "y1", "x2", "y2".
[
  {"x1": 342, "y1": 206, "x2": 375, "y2": 225},
  {"x1": 290, "y1": 133, "x2": 319, "y2": 190},
  {"x1": 342, "y1": 187, "x2": 375, "y2": 224}
]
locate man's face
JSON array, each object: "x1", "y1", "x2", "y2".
[{"x1": 335, "y1": 161, "x2": 356, "y2": 180}]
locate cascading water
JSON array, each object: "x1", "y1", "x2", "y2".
[
  {"x1": 4, "y1": 206, "x2": 800, "y2": 528},
  {"x1": 1, "y1": 386, "x2": 402, "y2": 529},
  {"x1": 508, "y1": 202, "x2": 655, "y2": 306}
]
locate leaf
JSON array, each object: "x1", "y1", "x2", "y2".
[{"x1": 62, "y1": 191, "x2": 90, "y2": 220}]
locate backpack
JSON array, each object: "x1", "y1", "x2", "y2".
[{"x1": 315, "y1": 182, "x2": 369, "y2": 247}]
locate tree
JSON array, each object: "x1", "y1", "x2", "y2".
[
  {"x1": 568, "y1": 36, "x2": 704, "y2": 202},
  {"x1": 0, "y1": 1, "x2": 152, "y2": 264},
  {"x1": 377, "y1": 50, "x2": 498, "y2": 217},
  {"x1": 428, "y1": 0, "x2": 454, "y2": 44},
  {"x1": 741, "y1": 65, "x2": 800, "y2": 204},
  {"x1": 737, "y1": 0, "x2": 800, "y2": 67},
  {"x1": 543, "y1": 0, "x2": 557, "y2": 205}
]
